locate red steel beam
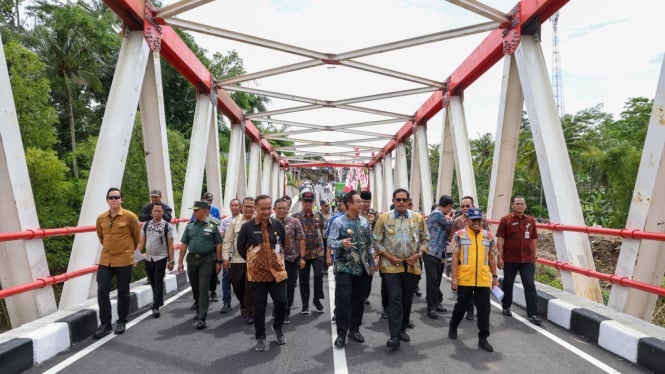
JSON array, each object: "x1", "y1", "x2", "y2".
[
  {"x1": 369, "y1": 0, "x2": 569, "y2": 167},
  {"x1": 102, "y1": 0, "x2": 279, "y2": 162}
]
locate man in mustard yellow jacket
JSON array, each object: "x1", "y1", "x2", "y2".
[
  {"x1": 448, "y1": 207, "x2": 499, "y2": 352},
  {"x1": 373, "y1": 188, "x2": 430, "y2": 350}
]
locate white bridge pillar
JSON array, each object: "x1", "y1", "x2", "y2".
[{"x1": 0, "y1": 34, "x2": 57, "y2": 325}]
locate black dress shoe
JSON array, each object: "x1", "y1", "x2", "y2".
[
  {"x1": 209, "y1": 292, "x2": 218, "y2": 302},
  {"x1": 152, "y1": 309, "x2": 160, "y2": 318},
  {"x1": 93, "y1": 324, "x2": 112, "y2": 339},
  {"x1": 466, "y1": 311, "x2": 475, "y2": 321},
  {"x1": 398, "y1": 331, "x2": 411, "y2": 342},
  {"x1": 245, "y1": 317, "x2": 254, "y2": 325},
  {"x1": 436, "y1": 304, "x2": 448, "y2": 313},
  {"x1": 502, "y1": 307, "x2": 512, "y2": 316},
  {"x1": 334, "y1": 336, "x2": 346, "y2": 348},
  {"x1": 427, "y1": 310, "x2": 439, "y2": 319},
  {"x1": 414, "y1": 288, "x2": 422, "y2": 297},
  {"x1": 386, "y1": 337, "x2": 400, "y2": 349},
  {"x1": 406, "y1": 320, "x2": 415, "y2": 329},
  {"x1": 348, "y1": 331, "x2": 365, "y2": 343},
  {"x1": 219, "y1": 303, "x2": 232, "y2": 313},
  {"x1": 528, "y1": 315, "x2": 542, "y2": 326},
  {"x1": 190, "y1": 302, "x2": 198, "y2": 310},
  {"x1": 114, "y1": 321, "x2": 126, "y2": 335},
  {"x1": 196, "y1": 320, "x2": 206, "y2": 330},
  {"x1": 448, "y1": 327, "x2": 457, "y2": 340},
  {"x1": 478, "y1": 339, "x2": 494, "y2": 352}
]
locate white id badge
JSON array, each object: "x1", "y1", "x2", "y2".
[{"x1": 524, "y1": 231, "x2": 530, "y2": 239}]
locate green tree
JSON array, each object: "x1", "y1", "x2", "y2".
[{"x1": 26, "y1": 0, "x2": 120, "y2": 177}]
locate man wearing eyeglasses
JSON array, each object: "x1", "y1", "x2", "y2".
[
  {"x1": 373, "y1": 188, "x2": 430, "y2": 350},
  {"x1": 448, "y1": 207, "x2": 498, "y2": 353},
  {"x1": 328, "y1": 190, "x2": 374, "y2": 348},
  {"x1": 496, "y1": 196, "x2": 541, "y2": 326},
  {"x1": 450, "y1": 196, "x2": 488, "y2": 321},
  {"x1": 93, "y1": 187, "x2": 141, "y2": 338}
]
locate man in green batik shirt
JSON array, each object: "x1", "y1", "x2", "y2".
[{"x1": 328, "y1": 190, "x2": 375, "y2": 349}]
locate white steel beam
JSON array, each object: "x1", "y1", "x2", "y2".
[
  {"x1": 436, "y1": 108, "x2": 455, "y2": 198},
  {"x1": 237, "y1": 127, "x2": 248, "y2": 200},
  {"x1": 217, "y1": 60, "x2": 324, "y2": 85},
  {"x1": 448, "y1": 96, "x2": 478, "y2": 201},
  {"x1": 61, "y1": 31, "x2": 151, "y2": 309},
  {"x1": 369, "y1": 168, "x2": 377, "y2": 211},
  {"x1": 205, "y1": 107, "x2": 223, "y2": 214},
  {"x1": 394, "y1": 142, "x2": 409, "y2": 190},
  {"x1": 486, "y1": 55, "x2": 523, "y2": 230},
  {"x1": 375, "y1": 160, "x2": 386, "y2": 212},
  {"x1": 415, "y1": 124, "x2": 433, "y2": 215},
  {"x1": 278, "y1": 165, "x2": 286, "y2": 198},
  {"x1": 514, "y1": 35, "x2": 602, "y2": 303},
  {"x1": 383, "y1": 152, "x2": 395, "y2": 208},
  {"x1": 247, "y1": 141, "x2": 262, "y2": 198},
  {"x1": 271, "y1": 161, "x2": 280, "y2": 199},
  {"x1": 446, "y1": 0, "x2": 510, "y2": 23},
  {"x1": 0, "y1": 34, "x2": 57, "y2": 325},
  {"x1": 609, "y1": 57, "x2": 665, "y2": 320},
  {"x1": 178, "y1": 94, "x2": 213, "y2": 234},
  {"x1": 140, "y1": 52, "x2": 175, "y2": 225},
  {"x1": 224, "y1": 123, "x2": 243, "y2": 203},
  {"x1": 340, "y1": 60, "x2": 444, "y2": 88},
  {"x1": 261, "y1": 152, "x2": 272, "y2": 195},
  {"x1": 245, "y1": 105, "x2": 324, "y2": 119},
  {"x1": 410, "y1": 133, "x2": 422, "y2": 212},
  {"x1": 156, "y1": 0, "x2": 214, "y2": 19}
]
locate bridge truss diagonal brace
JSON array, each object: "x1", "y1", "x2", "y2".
[
  {"x1": 609, "y1": 56, "x2": 665, "y2": 320},
  {"x1": 374, "y1": 161, "x2": 386, "y2": 213},
  {"x1": 411, "y1": 124, "x2": 434, "y2": 215},
  {"x1": 178, "y1": 95, "x2": 213, "y2": 236},
  {"x1": 224, "y1": 123, "x2": 247, "y2": 208},
  {"x1": 205, "y1": 107, "x2": 224, "y2": 215},
  {"x1": 60, "y1": 31, "x2": 151, "y2": 309},
  {"x1": 486, "y1": 55, "x2": 523, "y2": 230},
  {"x1": 448, "y1": 96, "x2": 478, "y2": 202},
  {"x1": 383, "y1": 152, "x2": 395, "y2": 209},
  {"x1": 261, "y1": 152, "x2": 273, "y2": 195},
  {"x1": 139, "y1": 51, "x2": 177, "y2": 240},
  {"x1": 0, "y1": 34, "x2": 57, "y2": 325},
  {"x1": 514, "y1": 35, "x2": 602, "y2": 303},
  {"x1": 246, "y1": 141, "x2": 263, "y2": 201},
  {"x1": 436, "y1": 108, "x2": 455, "y2": 199},
  {"x1": 394, "y1": 142, "x2": 409, "y2": 192}
]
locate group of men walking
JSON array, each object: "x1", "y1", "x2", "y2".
[{"x1": 92, "y1": 186, "x2": 542, "y2": 355}]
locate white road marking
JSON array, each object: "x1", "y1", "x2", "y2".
[
  {"x1": 327, "y1": 270, "x2": 349, "y2": 374},
  {"x1": 42, "y1": 287, "x2": 192, "y2": 374}
]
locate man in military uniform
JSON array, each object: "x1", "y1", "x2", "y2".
[{"x1": 178, "y1": 201, "x2": 223, "y2": 330}]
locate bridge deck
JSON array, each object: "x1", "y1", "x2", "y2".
[{"x1": 25, "y1": 273, "x2": 647, "y2": 374}]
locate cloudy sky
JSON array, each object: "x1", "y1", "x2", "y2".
[{"x1": 163, "y1": 0, "x2": 664, "y2": 154}]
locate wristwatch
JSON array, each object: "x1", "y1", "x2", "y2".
[
  {"x1": 492, "y1": 274, "x2": 498, "y2": 278},
  {"x1": 216, "y1": 259, "x2": 224, "y2": 264}
]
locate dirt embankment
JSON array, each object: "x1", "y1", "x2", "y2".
[{"x1": 537, "y1": 230, "x2": 622, "y2": 277}]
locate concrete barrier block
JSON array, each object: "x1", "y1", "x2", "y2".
[
  {"x1": 132, "y1": 285, "x2": 154, "y2": 309},
  {"x1": 164, "y1": 273, "x2": 177, "y2": 294},
  {"x1": 536, "y1": 290, "x2": 554, "y2": 318},
  {"x1": 24, "y1": 322, "x2": 70, "y2": 364},
  {"x1": 512, "y1": 282, "x2": 526, "y2": 308},
  {"x1": 87, "y1": 300, "x2": 118, "y2": 325},
  {"x1": 571, "y1": 308, "x2": 609, "y2": 342},
  {"x1": 0, "y1": 338, "x2": 33, "y2": 374},
  {"x1": 599, "y1": 320, "x2": 646, "y2": 363},
  {"x1": 638, "y1": 337, "x2": 665, "y2": 374},
  {"x1": 55, "y1": 309, "x2": 98, "y2": 344},
  {"x1": 548, "y1": 299, "x2": 576, "y2": 329}
]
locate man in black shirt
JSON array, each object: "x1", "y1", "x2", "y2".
[{"x1": 139, "y1": 189, "x2": 173, "y2": 223}]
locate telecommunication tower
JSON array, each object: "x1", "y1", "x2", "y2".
[{"x1": 550, "y1": 11, "x2": 565, "y2": 118}]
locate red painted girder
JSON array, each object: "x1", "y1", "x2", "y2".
[
  {"x1": 289, "y1": 162, "x2": 367, "y2": 168},
  {"x1": 371, "y1": 0, "x2": 569, "y2": 166}
]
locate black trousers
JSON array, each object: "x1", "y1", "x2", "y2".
[
  {"x1": 97, "y1": 264, "x2": 132, "y2": 326},
  {"x1": 187, "y1": 252, "x2": 216, "y2": 321},
  {"x1": 285, "y1": 260, "x2": 299, "y2": 313},
  {"x1": 229, "y1": 262, "x2": 252, "y2": 318},
  {"x1": 299, "y1": 257, "x2": 324, "y2": 307},
  {"x1": 335, "y1": 271, "x2": 370, "y2": 337},
  {"x1": 145, "y1": 258, "x2": 167, "y2": 309},
  {"x1": 502, "y1": 261, "x2": 538, "y2": 315},
  {"x1": 449, "y1": 285, "x2": 491, "y2": 340},
  {"x1": 250, "y1": 280, "x2": 287, "y2": 339},
  {"x1": 383, "y1": 272, "x2": 419, "y2": 339},
  {"x1": 423, "y1": 254, "x2": 444, "y2": 311}
]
